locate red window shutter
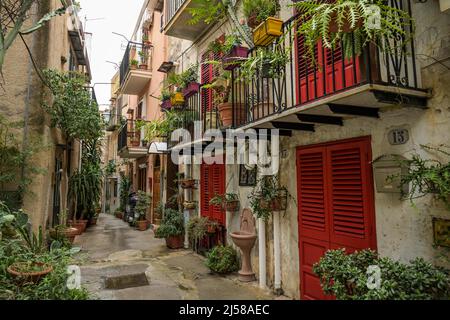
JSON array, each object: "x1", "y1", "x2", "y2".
[
  {"x1": 297, "y1": 147, "x2": 329, "y2": 242},
  {"x1": 211, "y1": 164, "x2": 225, "y2": 224},
  {"x1": 200, "y1": 164, "x2": 211, "y2": 214},
  {"x1": 327, "y1": 140, "x2": 375, "y2": 249}
]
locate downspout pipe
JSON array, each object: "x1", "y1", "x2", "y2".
[{"x1": 258, "y1": 218, "x2": 266, "y2": 289}]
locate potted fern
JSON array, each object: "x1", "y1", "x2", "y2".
[{"x1": 292, "y1": 0, "x2": 413, "y2": 62}]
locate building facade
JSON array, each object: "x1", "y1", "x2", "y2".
[
  {"x1": 0, "y1": 0, "x2": 92, "y2": 231},
  {"x1": 158, "y1": 0, "x2": 450, "y2": 300}
]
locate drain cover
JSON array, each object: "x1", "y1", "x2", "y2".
[{"x1": 104, "y1": 273, "x2": 149, "y2": 290}]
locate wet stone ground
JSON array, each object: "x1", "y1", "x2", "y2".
[{"x1": 73, "y1": 214, "x2": 275, "y2": 300}]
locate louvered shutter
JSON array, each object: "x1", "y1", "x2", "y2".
[
  {"x1": 297, "y1": 147, "x2": 329, "y2": 242},
  {"x1": 211, "y1": 164, "x2": 225, "y2": 224},
  {"x1": 327, "y1": 140, "x2": 375, "y2": 249},
  {"x1": 200, "y1": 164, "x2": 211, "y2": 215}
]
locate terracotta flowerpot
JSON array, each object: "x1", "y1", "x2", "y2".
[
  {"x1": 218, "y1": 102, "x2": 245, "y2": 128},
  {"x1": 329, "y1": 12, "x2": 363, "y2": 33},
  {"x1": 139, "y1": 64, "x2": 148, "y2": 70},
  {"x1": 222, "y1": 46, "x2": 249, "y2": 71},
  {"x1": 49, "y1": 227, "x2": 78, "y2": 244},
  {"x1": 78, "y1": 220, "x2": 88, "y2": 233},
  {"x1": 165, "y1": 235, "x2": 184, "y2": 249},
  {"x1": 90, "y1": 218, "x2": 98, "y2": 226},
  {"x1": 70, "y1": 222, "x2": 84, "y2": 235},
  {"x1": 7, "y1": 262, "x2": 53, "y2": 284},
  {"x1": 183, "y1": 82, "x2": 201, "y2": 98},
  {"x1": 224, "y1": 200, "x2": 240, "y2": 212},
  {"x1": 136, "y1": 220, "x2": 148, "y2": 231}
]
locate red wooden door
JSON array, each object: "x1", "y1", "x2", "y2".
[
  {"x1": 296, "y1": 137, "x2": 376, "y2": 300},
  {"x1": 200, "y1": 162, "x2": 226, "y2": 225}
]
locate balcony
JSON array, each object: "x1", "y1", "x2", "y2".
[
  {"x1": 227, "y1": 2, "x2": 429, "y2": 132},
  {"x1": 163, "y1": 0, "x2": 216, "y2": 41},
  {"x1": 118, "y1": 120, "x2": 148, "y2": 159},
  {"x1": 106, "y1": 107, "x2": 125, "y2": 132},
  {"x1": 120, "y1": 42, "x2": 153, "y2": 95}
]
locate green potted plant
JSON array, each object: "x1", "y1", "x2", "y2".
[
  {"x1": 248, "y1": 175, "x2": 292, "y2": 220},
  {"x1": 130, "y1": 59, "x2": 139, "y2": 69},
  {"x1": 138, "y1": 50, "x2": 149, "y2": 69},
  {"x1": 202, "y1": 63, "x2": 244, "y2": 128},
  {"x1": 205, "y1": 245, "x2": 239, "y2": 274},
  {"x1": 187, "y1": 216, "x2": 209, "y2": 252},
  {"x1": 393, "y1": 145, "x2": 450, "y2": 209},
  {"x1": 49, "y1": 210, "x2": 79, "y2": 244},
  {"x1": 8, "y1": 226, "x2": 53, "y2": 284},
  {"x1": 135, "y1": 191, "x2": 151, "y2": 231},
  {"x1": 142, "y1": 33, "x2": 151, "y2": 46},
  {"x1": 160, "y1": 89, "x2": 173, "y2": 110},
  {"x1": 243, "y1": 0, "x2": 282, "y2": 46},
  {"x1": 209, "y1": 193, "x2": 240, "y2": 212},
  {"x1": 180, "y1": 65, "x2": 201, "y2": 98},
  {"x1": 292, "y1": 0, "x2": 413, "y2": 62},
  {"x1": 154, "y1": 208, "x2": 185, "y2": 249}
]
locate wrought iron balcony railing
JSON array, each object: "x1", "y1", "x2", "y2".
[
  {"x1": 118, "y1": 120, "x2": 147, "y2": 153},
  {"x1": 119, "y1": 42, "x2": 154, "y2": 87},
  {"x1": 228, "y1": 0, "x2": 424, "y2": 129}
]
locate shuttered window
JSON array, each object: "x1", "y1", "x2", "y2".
[{"x1": 200, "y1": 162, "x2": 226, "y2": 225}]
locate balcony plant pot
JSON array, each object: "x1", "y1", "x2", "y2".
[
  {"x1": 136, "y1": 220, "x2": 148, "y2": 231},
  {"x1": 171, "y1": 92, "x2": 185, "y2": 106},
  {"x1": 223, "y1": 200, "x2": 240, "y2": 212},
  {"x1": 183, "y1": 82, "x2": 201, "y2": 98},
  {"x1": 78, "y1": 220, "x2": 88, "y2": 233},
  {"x1": 204, "y1": 112, "x2": 219, "y2": 130},
  {"x1": 181, "y1": 179, "x2": 196, "y2": 189},
  {"x1": 165, "y1": 235, "x2": 184, "y2": 249},
  {"x1": 218, "y1": 102, "x2": 245, "y2": 128},
  {"x1": 253, "y1": 17, "x2": 283, "y2": 47},
  {"x1": 139, "y1": 64, "x2": 148, "y2": 70},
  {"x1": 161, "y1": 99, "x2": 172, "y2": 111},
  {"x1": 222, "y1": 46, "x2": 249, "y2": 71},
  {"x1": 7, "y1": 262, "x2": 53, "y2": 284}
]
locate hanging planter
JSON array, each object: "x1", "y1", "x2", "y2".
[
  {"x1": 253, "y1": 17, "x2": 283, "y2": 47},
  {"x1": 170, "y1": 92, "x2": 185, "y2": 106},
  {"x1": 182, "y1": 82, "x2": 201, "y2": 98},
  {"x1": 183, "y1": 201, "x2": 197, "y2": 210},
  {"x1": 223, "y1": 200, "x2": 240, "y2": 212},
  {"x1": 222, "y1": 46, "x2": 249, "y2": 71},
  {"x1": 181, "y1": 179, "x2": 196, "y2": 189},
  {"x1": 161, "y1": 99, "x2": 172, "y2": 111}
]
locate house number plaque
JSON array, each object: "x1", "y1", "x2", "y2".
[{"x1": 388, "y1": 128, "x2": 410, "y2": 145}]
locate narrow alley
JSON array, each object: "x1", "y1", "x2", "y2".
[{"x1": 75, "y1": 214, "x2": 274, "y2": 300}]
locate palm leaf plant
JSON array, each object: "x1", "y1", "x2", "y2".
[{"x1": 292, "y1": 0, "x2": 414, "y2": 63}]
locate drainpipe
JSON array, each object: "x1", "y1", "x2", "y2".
[
  {"x1": 273, "y1": 211, "x2": 282, "y2": 295},
  {"x1": 258, "y1": 218, "x2": 266, "y2": 289}
]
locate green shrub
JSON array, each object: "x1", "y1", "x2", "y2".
[
  {"x1": 313, "y1": 249, "x2": 450, "y2": 300},
  {"x1": 154, "y1": 208, "x2": 184, "y2": 238},
  {"x1": 206, "y1": 245, "x2": 239, "y2": 274}
]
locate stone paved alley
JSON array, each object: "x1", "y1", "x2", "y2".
[{"x1": 74, "y1": 214, "x2": 275, "y2": 300}]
